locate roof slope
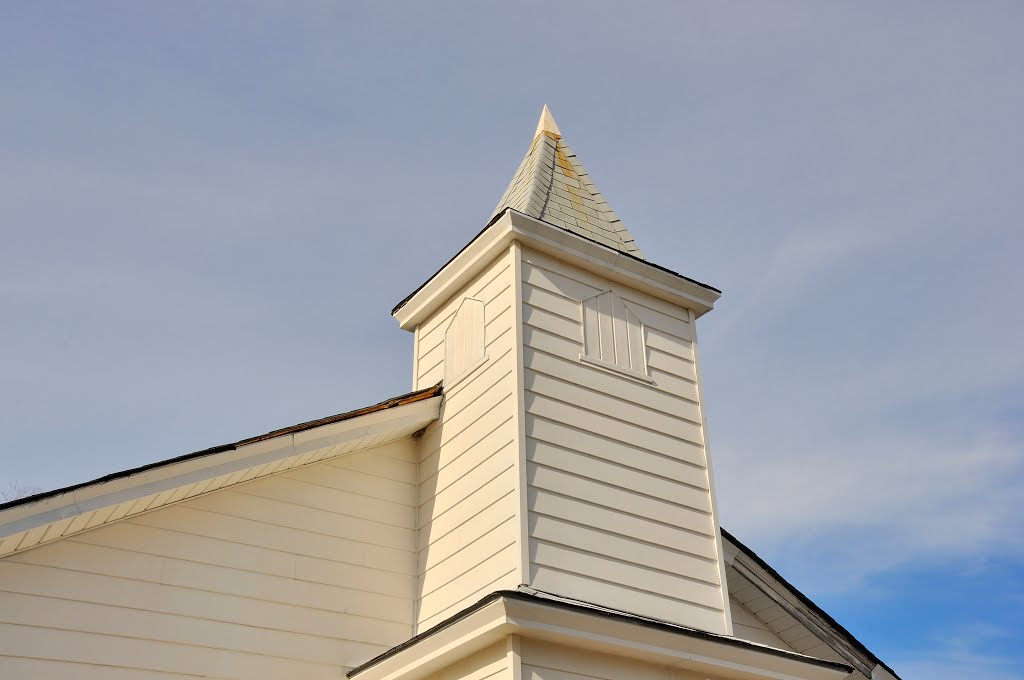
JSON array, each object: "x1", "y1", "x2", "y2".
[
  {"x1": 0, "y1": 385, "x2": 443, "y2": 558},
  {"x1": 722, "y1": 528, "x2": 901, "y2": 680},
  {"x1": 491, "y1": 106, "x2": 644, "y2": 258}
]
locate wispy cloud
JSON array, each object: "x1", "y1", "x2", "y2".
[{"x1": 895, "y1": 624, "x2": 1022, "y2": 680}]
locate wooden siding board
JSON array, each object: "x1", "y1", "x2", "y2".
[
  {"x1": 181, "y1": 489, "x2": 414, "y2": 552},
  {"x1": 420, "y1": 425, "x2": 517, "y2": 510},
  {"x1": 413, "y1": 252, "x2": 523, "y2": 632},
  {"x1": 417, "y1": 504, "x2": 517, "y2": 572},
  {"x1": 419, "y1": 443, "x2": 515, "y2": 524},
  {"x1": 527, "y1": 489, "x2": 716, "y2": 559},
  {"x1": 528, "y1": 515, "x2": 722, "y2": 586},
  {"x1": 417, "y1": 566, "x2": 519, "y2": 631},
  {"x1": 419, "y1": 479, "x2": 516, "y2": 554},
  {"x1": 0, "y1": 444, "x2": 420, "y2": 677},
  {"x1": 0, "y1": 656, "x2": 229, "y2": 680},
  {"x1": 526, "y1": 439, "x2": 712, "y2": 513},
  {"x1": 519, "y1": 247, "x2": 727, "y2": 634},
  {"x1": 419, "y1": 518, "x2": 517, "y2": 597},
  {"x1": 524, "y1": 369, "x2": 703, "y2": 433},
  {"x1": 525, "y1": 392, "x2": 705, "y2": 465},
  {"x1": 0, "y1": 590, "x2": 382, "y2": 667},
  {"x1": 526, "y1": 415, "x2": 709, "y2": 490},
  {"x1": 419, "y1": 418, "x2": 516, "y2": 500},
  {"x1": 418, "y1": 544, "x2": 519, "y2": 621},
  {"x1": 527, "y1": 463, "x2": 713, "y2": 537},
  {"x1": 527, "y1": 565, "x2": 726, "y2": 634},
  {"x1": 0, "y1": 622, "x2": 339, "y2": 679}
]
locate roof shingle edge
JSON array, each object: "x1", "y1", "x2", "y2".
[{"x1": 0, "y1": 383, "x2": 443, "y2": 514}]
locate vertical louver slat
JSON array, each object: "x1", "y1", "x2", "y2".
[{"x1": 581, "y1": 290, "x2": 648, "y2": 378}]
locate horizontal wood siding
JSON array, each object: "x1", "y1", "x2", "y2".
[
  {"x1": 520, "y1": 249, "x2": 728, "y2": 634},
  {"x1": 415, "y1": 251, "x2": 520, "y2": 631},
  {"x1": 415, "y1": 252, "x2": 514, "y2": 390},
  {"x1": 521, "y1": 638, "x2": 707, "y2": 680},
  {"x1": 0, "y1": 441, "x2": 419, "y2": 679}
]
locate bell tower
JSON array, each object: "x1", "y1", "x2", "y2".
[{"x1": 394, "y1": 107, "x2": 731, "y2": 636}]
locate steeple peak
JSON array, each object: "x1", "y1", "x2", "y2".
[
  {"x1": 534, "y1": 104, "x2": 561, "y2": 138},
  {"x1": 492, "y1": 107, "x2": 644, "y2": 259}
]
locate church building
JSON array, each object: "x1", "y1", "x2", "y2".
[{"x1": 0, "y1": 107, "x2": 901, "y2": 680}]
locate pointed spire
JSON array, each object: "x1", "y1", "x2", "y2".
[
  {"x1": 534, "y1": 104, "x2": 561, "y2": 138},
  {"x1": 492, "y1": 106, "x2": 644, "y2": 259}
]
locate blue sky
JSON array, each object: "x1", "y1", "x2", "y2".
[{"x1": 1, "y1": 2, "x2": 1022, "y2": 677}]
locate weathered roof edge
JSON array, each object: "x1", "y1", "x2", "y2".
[
  {"x1": 721, "y1": 527, "x2": 901, "y2": 680},
  {"x1": 347, "y1": 587, "x2": 854, "y2": 678},
  {"x1": 0, "y1": 383, "x2": 443, "y2": 515},
  {"x1": 391, "y1": 207, "x2": 721, "y2": 317}
]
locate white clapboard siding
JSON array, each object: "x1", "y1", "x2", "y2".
[
  {"x1": 415, "y1": 249, "x2": 521, "y2": 632},
  {"x1": 521, "y1": 638, "x2": 707, "y2": 680},
  {"x1": 416, "y1": 254, "x2": 514, "y2": 389},
  {"x1": 519, "y1": 248, "x2": 728, "y2": 634},
  {"x1": 0, "y1": 440, "x2": 420, "y2": 679}
]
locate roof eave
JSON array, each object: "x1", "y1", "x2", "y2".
[
  {"x1": 349, "y1": 589, "x2": 853, "y2": 680},
  {"x1": 721, "y1": 528, "x2": 901, "y2": 680},
  {"x1": 393, "y1": 209, "x2": 721, "y2": 331},
  {"x1": 0, "y1": 386, "x2": 443, "y2": 558}
]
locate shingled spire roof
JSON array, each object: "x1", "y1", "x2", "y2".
[{"x1": 491, "y1": 105, "x2": 644, "y2": 259}]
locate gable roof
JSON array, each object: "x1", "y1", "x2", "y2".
[
  {"x1": 0, "y1": 384, "x2": 443, "y2": 559},
  {"x1": 491, "y1": 106, "x2": 644, "y2": 259},
  {"x1": 722, "y1": 528, "x2": 902, "y2": 680}
]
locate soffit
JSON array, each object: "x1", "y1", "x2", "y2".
[{"x1": 722, "y1": 529, "x2": 898, "y2": 680}]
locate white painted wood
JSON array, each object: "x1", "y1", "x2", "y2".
[
  {"x1": 392, "y1": 210, "x2": 720, "y2": 332},
  {"x1": 729, "y1": 597, "x2": 798, "y2": 650},
  {"x1": 518, "y1": 247, "x2": 729, "y2": 635},
  {"x1": 430, "y1": 640, "x2": 512, "y2": 680},
  {"x1": 0, "y1": 398, "x2": 440, "y2": 561},
  {"x1": 415, "y1": 249, "x2": 522, "y2": 632},
  {"x1": 522, "y1": 638, "x2": 675, "y2": 680},
  {"x1": 688, "y1": 306, "x2": 734, "y2": 636},
  {"x1": 445, "y1": 297, "x2": 488, "y2": 386},
  {"x1": 581, "y1": 290, "x2": 647, "y2": 378},
  {"x1": 512, "y1": 242, "x2": 532, "y2": 588},
  {"x1": 0, "y1": 441, "x2": 420, "y2": 678}
]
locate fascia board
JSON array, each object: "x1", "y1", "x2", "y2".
[
  {"x1": 350, "y1": 594, "x2": 850, "y2": 680},
  {"x1": 0, "y1": 397, "x2": 441, "y2": 544},
  {"x1": 394, "y1": 214, "x2": 518, "y2": 330},
  {"x1": 505, "y1": 211, "x2": 721, "y2": 316},
  {"x1": 393, "y1": 211, "x2": 720, "y2": 331},
  {"x1": 730, "y1": 552, "x2": 874, "y2": 677},
  {"x1": 502, "y1": 598, "x2": 851, "y2": 680}
]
